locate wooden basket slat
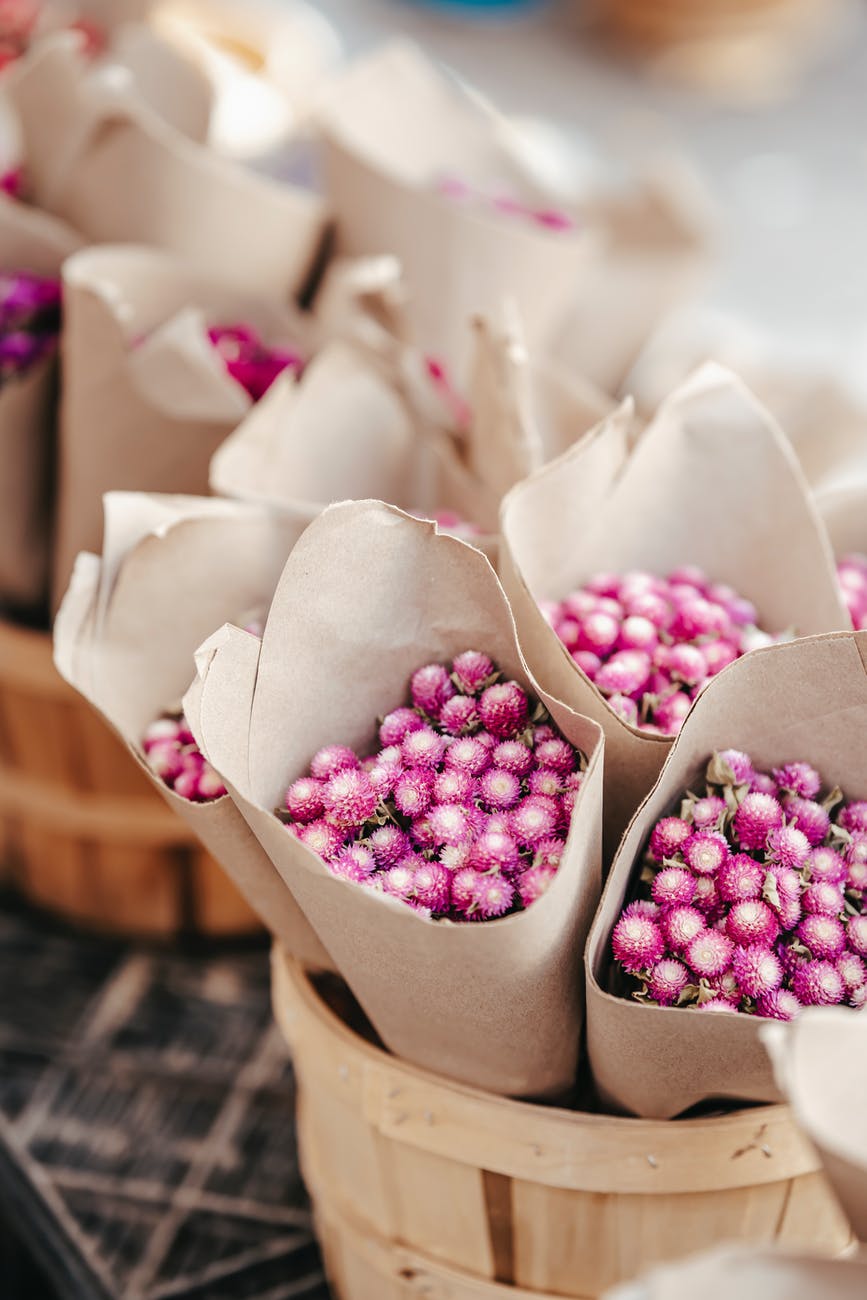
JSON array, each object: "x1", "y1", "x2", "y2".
[
  {"x1": 0, "y1": 617, "x2": 259, "y2": 938},
  {"x1": 275, "y1": 953, "x2": 853, "y2": 1299}
]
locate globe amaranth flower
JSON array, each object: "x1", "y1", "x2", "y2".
[
  {"x1": 773, "y1": 762, "x2": 822, "y2": 800},
  {"x1": 445, "y1": 736, "x2": 492, "y2": 776},
  {"x1": 510, "y1": 795, "x2": 561, "y2": 847},
  {"x1": 792, "y1": 960, "x2": 845, "y2": 1007},
  {"x1": 646, "y1": 958, "x2": 690, "y2": 1006},
  {"x1": 725, "y1": 900, "x2": 780, "y2": 948},
  {"x1": 783, "y1": 796, "x2": 830, "y2": 846},
  {"x1": 477, "y1": 681, "x2": 529, "y2": 739},
  {"x1": 732, "y1": 792, "x2": 783, "y2": 851},
  {"x1": 650, "y1": 867, "x2": 696, "y2": 909},
  {"x1": 649, "y1": 816, "x2": 692, "y2": 862},
  {"x1": 451, "y1": 650, "x2": 495, "y2": 694},
  {"x1": 685, "y1": 930, "x2": 734, "y2": 979},
  {"x1": 368, "y1": 825, "x2": 410, "y2": 869},
  {"x1": 310, "y1": 744, "x2": 359, "y2": 781},
  {"x1": 439, "y1": 695, "x2": 479, "y2": 736},
  {"x1": 756, "y1": 989, "x2": 802, "y2": 1020},
  {"x1": 322, "y1": 768, "x2": 379, "y2": 830},
  {"x1": 401, "y1": 725, "x2": 448, "y2": 769},
  {"x1": 479, "y1": 766, "x2": 523, "y2": 809},
  {"x1": 766, "y1": 824, "x2": 811, "y2": 871},
  {"x1": 731, "y1": 945, "x2": 783, "y2": 998},
  {"x1": 717, "y1": 853, "x2": 764, "y2": 903},
  {"x1": 410, "y1": 663, "x2": 455, "y2": 717},
  {"x1": 393, "y1": 769, "x2": 434, "y2": 818},
  {"x1": 798, "y1": 915, "x2": 846, "y2": 960},
  {"x1": 518, "y1": 863, "x2": 557, "y2": 906},
  {"x1": 612, "y1": 914, "x2": 665, "y2": 974},
  {"x1": 379, "y1": 707, "x2": 424, "y2": 747}
]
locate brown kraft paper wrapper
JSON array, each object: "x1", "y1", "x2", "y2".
[
  {"x1": 52, "y1": 242, "x2": 307, "y2": 607},
  {"x1": 817, "y1": 478, "x2": 867, "y2": 561},
  {"x1": 604, "y1": 1244, "x2": 867, "y2": 1300},
  {"x1": 763, "y1": 1009, "x2": 867, "y2": 1242},
  {"x1": 317, "y1": 41, "x2": 709, "y2": 392},
  {"x1": 53, "y1": 490, "x2": 332, "y2": 968},
  {"x1": 3, "y1": 33, "x2": 327, "y2": 298},
  {"x1": 0, "y1": 195, "x2": 81, "y2": 611},
  {"x1": 585, "y1": 628, "x2": 867, "y2": 1119},
  {"x1": 185, "y1": 500, "x2": 604, "y2": 1098},
  {"x1": 499, "y1": 363, "x2": 850, "y2": 859},
  {"x1": 209, "y1": 339, "x2": 502, "y2": 562}
]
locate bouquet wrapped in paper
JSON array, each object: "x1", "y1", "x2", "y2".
[
  {"x1": 316, "y1": 40, "x2": 708, "y2": 391},
  {"x1": 0, "y1": 191, "x2": 80, "y2": 611},
  {"x1": 185, "y1": 500, "x2": 604, "y2": 1097},
  {"x1": 51, "y1": 241, "x2": 308, "y2": 604},
  {"x1": 585, "y1": 629, "x2": 867, "y2": 1117},
  {"x1": 53, "y1": 489, "x2": 330, "y2": 966},
  {"x1": 2, "y1": 32, "x2": 326, "y2": 295},
  {"x1": 499, "y1": 364, "x2": 849, "y2": 854},
  {"x1": 764, "y1": 1009, "x2": 867, "y2": 1242},
  {"x1": 604, "y1": 1244, "x2": 867, "y2": 1300}
]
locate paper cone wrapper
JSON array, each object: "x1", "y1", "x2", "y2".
[
  {"x1": 3, "y1": 34, "x2": 326, "y2": 297},
  {"x1": 763, "y1": 1009, "x2": 867, "y2": 1241},
  {"x1": 316, "y1": 41, "x2": 600, "y2": 382},
  {"x1": 53, "y1": 490, "x2": 331, "y2": 967},
  {"x1": 604, "y1": 1244, "x2": 867, "y2": 1300},
  {"x1": 210, "y1": 341, "x2": 502, "y2": 562},
  {"x1": 52, "y1": 242, "x2": 306, "y2": 606},
  {"x1": 0, "y1": 196, "x2": 81, "y2": 610},
  {"x1": 585, "y1": 628, "x2": 867, "y2": 1118},
  {"x1": 626, "y1": 309, "x2": 867, "y2": 504},
  {"x1": 817, "y1": 479, "x2": 867, "y2": 560},
  {"x1": 466, "y1": 308, "x2": 614, "y2": 499},
  {"x1": 186, "y1": 500, "x2": 604, "y2": 1097},
  {"x1": 499, "y1": 363, "x2": 850, "y2": 858}
]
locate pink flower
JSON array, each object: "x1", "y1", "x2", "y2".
[
  {"x1": 577, "y1": 611, "x2": 620, "y2": 657},
  {"x1": 331, "y1": 844, "x2": 376, "y2": 882},
  {"x1": 595, "y1": 650, "x2": 652, "y2": 699},
  {"x1": 608, "y1": 693, "x2": 640, "y2": 725},
  {"x1": 647, "y1": 958, "x2": 690, "y2": 1006},
  {"x1": 439, "y1": 695, "x2": 479, "y2": 736},
  {"x1": 697, "y1": 998, "x2": 737, "y2": 1014},
  {"x1": 756, "y1": 989, "x2": 802, "y2": 1021},
  {"x1": 849, "y1": 859, "x2": 867, "y2": 892},
  {"x1": 472, "y1": 873, "x2": 516, "y2": 919},
  {"x1": 750, "y1": 772, "x2": 777, "y2": 797},
  {"x1": 667, "y1": 643, "x2": 707, "y2": 687},
  {"x1": 806, "y1": 846, "x2": 846, "y2": 884},
  {"x1": 401, "y1": 725, "x2": 447, "y2": 769},
  {"x1": 683, "y1": 832, "x2": 729, "y2": 876},
  {"x1": 410, "y1": 663, "x2": 455, "y2": 718},
  {"x1": 693, "y1": 876, "x2": 721, "y2": 914},
  {"x1": 846, "y1": 914, "x2": 867, "y2": 958},
  {"x1": 838, "y1": 952, "x2": 867, "y2": 993},
  {"x1": 368, "y1": 825, "x2": 410, "y2": 869},
  {"x1": 850, "y1": 984, "x2": 867, "y2": 1009},
  {"x1": 439, "y1": 842, "x2": 472, "y2": 873},
  {"x1": 717, "y1": 853, "x2": 764, "y2": 903},
  {"x1": 702, "y1": 639, "x2": 740, "y2": 676},
  {"x1": 518, "y1": 863, "x2": 557, "y2": 906},
  {"x1": 619, "y1": 615, "x2": 658, "y2": 652},
  {"x1": 792, "y1": 960, "x2": 845, "y2": 1007},
  {"x1": 479, "y1": 766, "x2": 523, "y2": 809},
  {"x1": 709, "y1": 969, "x2": 741, "y2": 1003},
  {"x1": 472, "y1": 829, "x2": 521, "y2": 874},
  {"x1": 142, "y1": 716, "x2": 182, "y2": 751},
  {"x1": 382, "y1": 863, "x2": 418, "y2": 900},
  {"x1": 612, "y1": 914, "x2": 665, "y2": 974},
  {"x1": 310, "y1": 744, "x2": 359, "y2": 781},
  {"x1": 774, "y1": 762, "x2": 822, "y2": 800},
  {"x1": 297, "y1": 819, "x2": 345, "y2": 861},
  {"x1": 660, "y1": 906, "x2": 705, "y2": 953},
  {"x1": 652, "y1": 691, "x2": 692, "y2": 735},
  {"x1": 432, "y1": 768, "x2": 475, "y2": 804},
  {"x1": 725, "y1": 900, "x2": 780, "y2": 947},
  {"x1": 691, "y1": 796, "x2": 727, "y2": 831},
  {"x1": 649, "y1": 816, "x2": 692, "y2": 862},
  {"x1": 322, "y1": 768, "x2": 378, "y2": 829},
  {"x1": 198, "y1": 763, "x2": 227, "y2": 800},
  {"x1": 284, "y1": 769, "x2": 324, "y2": 821},
  {"x1": 146, "y1": 740, "x2": 185, "y2": 785},
  {"x1": 767, "y1": 825, "x2": 811, "y2": 871},
  {"x1": 686, "y1": 929, "x2": 734, "y2": 978},
  {"x1": 450, "y1": 867, "x2": 484, "y2": 914},
  {"x1": 732, "y1": 792, "x2": 783, "y2": 851},
  {"x1": 379, "y1": 707, "x2": 424, "y2": 747},
  {"x1": 624, "y1": 899, "x2": 660, "y2": 922},
  {"x1": 393, "y1": 769, "x2": 434, "y2": 818},
  {"x1": 492, "y1": 740, "x2": 534, "y2": 776},
  {"x1": 525, "y1": 767, "x2": 561, "y2": 799},
  {"x1": 451, "y1": 650, "x2": 495, "y2": 694},
  {"x1": 802, "y1": 881, "x2": 845, "y2": 917},
  {"x1": 428, "y1": 803, "x2": 476, "y2": 847},
  {"x1": 534, "y1": 837, "x2": 566, "y2": 868},
  {"x1": 572, "y1": 649, "x2": 602, "y2": 679},
  {"x1": 731, "y1": 945, "x2": 783, "y2": 998},
  {"x1": 783, "y1": 797, "x2": 830, "y2": 846},
  {"x1": 445, "y1": 736, "x2": 493, "y2": 776},
  {"x1": 510, "y1": 795, "x2": 561, "y2": 846},
  {"x1": 534, "y1": 737, "x2": 576, "y2": 775},
  {"x1": 412, "y1": 861, "x2": 451, "y2": 912},
  {"x1": 839, "y1": 801, "x2": 867, "y2": 835},
  {"x1": 651, "y1": 866, "x2": 696, "y2": 909},
  {"x1": 478, "y1": 681, "x2": 529, "y2": 739},
  {"x1": 717, "y1": 749, "x2": 755, "y2": 785},
  {"x1": 798, "y1": 914, "x2": 846, "y2": 961}
]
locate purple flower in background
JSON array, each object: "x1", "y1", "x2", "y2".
[
  {"x1": 207, "y1": 323, "x2": 304, "y2": 401},
  {"x1": 0, "y1": 269, "x2": 61, "y2": 386}
]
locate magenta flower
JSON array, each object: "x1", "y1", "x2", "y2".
[
  {"x1": 837, "y1": 952, "x2": 867, "y2": 994},
  {"x1": 692, "y1": 876, "x2": 721, "y2": 915},
  {"x1": 726, "y1": 900, "x2": 780, "y2": 948},
  {"x1": 840, "y1": 801, "x2": 867, "y2": 835},
  {"x1": 683, "y1": 832, "x2": 729, "y2": 876},
  {"x1": 802, "y1": 881, "x2": 845, "y2": 917},
  {"x1": 717, "y1": 853, "x2": 764, "y2": 903},
  {"x1": 767, "y1": 824, "x2": 811, "y2": 871},
  {"x1": 690, "y1": 796, "x2": 726, "y2": 831},
  {"x1": 518, "y1": 863, "x2": 557, "y2": 906},
  {"x1": 439, "y1": 695, "x2": 479, "y2": 736},
  {"x1": 732, "y1": 792, "x2": 783, "y2": 851},
  {"x1": 310, "y1": 744, "x2": 359, "y2": 781},
  {"x1": 472, "y1": 874, "x2": 516, "y2": 920},
  {"x1": 717, "y1": 749, "x2": 755, "y2": 784},
  {"x1": 647, "y1": 958, "x2": 690, "y2": 1006},
  {"x1": 649, "y1": 816, "x2": 692, "y2": 863},
  {"x1": 451, "y1": 650, "x2": 495, "y2": 694},
  {"x1": 651, "y1": 866, "x2": 696, "y2": 909},
  {"x1": 410, "y1": 663, "x2": 456, "y2": 718},
  {"x1": 298, "y1": 820, "x2": 345, "y2": 861},
  {"x1": 432, "y1": 767, "x2": 475, "y2": 804},
  {"x1": 208, "y1": 323, "x2": 303, "y2": 401},
  {"x1": 686, "y1": 929, "x2": 734, "y2": 979},
  {"x1": 401, "y1": 726, "x2": 448, "y2": 769},
  {"x1": 445, "y1": 736, "x2": 492, "y2": 776},
  {"x1": 783, "y1": 797, "x2": 830, "y2": 846},
  {"x1": 382, "y1": 863, "x2": 418, "y2": 901},
  {"x1": 792, "y1": 960, "x2": 846, "y2": 1007},
  {"x1": 510, "y1": 795, "x2": 561, "y2": 847},
  {"x1": 731, "y1": 945, "x2": 783, "y2": 999},
  {"x1": 612, "y1": 914, "x2": 665, "y2": 974},
  {"x1": 368, "y1": 825, "x2": 410, "y2": 869},
  {"x1": 533, "y1": 737, "x2": 576, "y2": 775},
  {"x1": 774, "y1": 762, "x2": 822, "y2": 800},
  {"x1": 756, "y1": 989, "x2": 802, "y2": 1021},
  {"x1": 846, "y1": 914, "x2": 867, "y2": 958},
  {"x1": 477, "y1": 681, "x2": 529, "y2": 739},
  {"x1": 412, "y1": 861, "x2": 451, "y2": 912},
  {"x1": 331, "y1": 844, "x2": 376, "y2": 882},
  {"x1": 379, "y1": 707, "x2": 424, "y2": 747},
  {"x1": 806, "y1": 846, "x2": 846, "y2": 884},
  {"x1": 393, "y1": 769, "x2": 434, "y2": 818},
  {"x1": 322, "y1": 768, "x2": 378, "y2": 830}
]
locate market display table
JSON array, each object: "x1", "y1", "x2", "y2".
[{"x1": 0, "y1": 900, "x2": 330, "y2": 1299}]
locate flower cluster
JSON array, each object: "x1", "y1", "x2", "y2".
[
  {"x1": 838, "y1": 555, "x2": 867, "y2": 631},
  {"x1": 611, "y1": 750, "x2": 867, "y2": 1018},
  {"x1": 0, "y1": 1, "x2": 104, "y2": 71},
  {"x1": 279, "y1": 651, "x2": 586, "y2": 921},
  {"x1": 207, "y1": 324, "x2": 304, "y2": 401},
  {"x1": 437, "y1": 176, "x2": 575, "y2": 233},
  {"x1": 142, "y1": 712, "x2": 226, "y2": 802},
  {"x1": 0, "y1": 269, "x2": 61, "y2": 386},
  {"x1": 541, "y1": 567, "x2": 774, "y2": 735}
]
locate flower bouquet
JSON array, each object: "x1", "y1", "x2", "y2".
[
  {"x1": 0, "y1": 191, "x2": 79, "y2": 610},
  {"x1": 53, "y1": 489, "x2": 329, "y2": 957},
  {"x1": 315, "y1": 40, "x2": 708, "y2": 392},
  {"x1": 185, "y1": 500, "x2": 603, "y2": 1096},
  {"x1": 51, "y1": 242, "x2": 307, "y2": 604},
  {"x1": 499, "y1": 364, "x2": 849, "y2": 854},
  {"x1": 585, "y1": 628, "x2": 867, "y2": 1117}
]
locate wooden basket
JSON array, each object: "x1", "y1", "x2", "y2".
[
  {"x1": 0, "y1": 616, "x2": 259, "y2": 938},
  {"x1": 273, "y1": 949, "x2": 852, "y2": 1300}
]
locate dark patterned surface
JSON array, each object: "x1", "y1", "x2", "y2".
[{"x1": 0, "y1": 900, "x2": 331, "y2": 1299}]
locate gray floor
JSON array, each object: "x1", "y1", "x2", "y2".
[{"x1": 310, "y1": 0, "x2": 867, "y2": 371}]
